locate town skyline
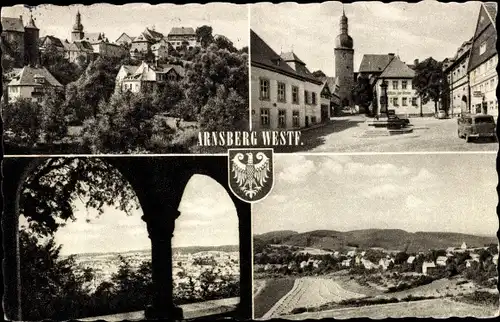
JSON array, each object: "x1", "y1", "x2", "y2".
[
  {"x1": 253, "y1": 154, "x2": 498, "y2": 237},
  {"x1": 251, "y1": 1, "x2": 483, "y2": 75},
  {"x1": 2, "y1": 3, "x2": 248, "y2": 48}
]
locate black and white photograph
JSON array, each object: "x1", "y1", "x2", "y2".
[
  {"x1": 253, "y1": 153, "x2": 499, "y2": 319},
  {"x1": 1, "y1": 3, "x2": 249, "y2": 154},
  {"x1": 250, "y1": 1, "x2": 498, "y2": 152},
  {"x1": 3, "y1": 157, "x2": 252, "y2": 321}
]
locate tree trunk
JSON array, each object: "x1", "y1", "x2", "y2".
[
  {"x1": 434, "y1": 100, "x2": 438, "y2": 114},
  {"x1": 420, "y1": 96, "x2": 423, "y2": 117}
]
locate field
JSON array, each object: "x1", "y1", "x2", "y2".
[
  {"x1": 253, "y1": 278, "x2": 295, "y2": 318},
  {"x1": 282, "y1": 298, "x2": 499, "y2": 319},
  {"x1": 261, "y1": 277, "x2": 365, "y2": 318}
]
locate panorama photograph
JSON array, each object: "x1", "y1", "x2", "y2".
[
  {"x1": 1, "y1": 3, "x2": 248, "y2": 154},
  {"x1": 250, "y1": 1, "x2": 498, "y2": 152},
  {"x1": 3, "y1": 157, "x2": 250, "y2": 321},
  {"x1": 253, "y1": 153, "x2": 499, "y2": 319}
]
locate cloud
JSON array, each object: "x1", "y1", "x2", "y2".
[
  {"x1": 411, "y1": 168, "x2": 438, "y2": 184},
  {"x1": 362, "y1": 183, "x2": 402, "y2": 199},
  {"x1": 405, "y1": 195, "x2": 425, "y2": 209},
  {"x1": 317, "y1": 159, "x2": 344, "y2": 177},
  {"x1": 344, "y1": 162, "x2": 410, "y2": 177},
  {"x1": 277, "y1": 156, "x2": 316, "y2": 183}
]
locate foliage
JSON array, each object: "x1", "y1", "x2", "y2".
[
  {"x1": 312, "y1": 70, "x2": 327, "y2": 79},
  {"x1": 196, "y1": 25, "x2": 215, "y2": 48},
  {"x1": 41, "y1": 44, "x2": 87, "y2": 85},
  {"x1": 214, "y1": 35, "x2": 238, "y2": 53},
  {"x1": 412, "y1": 57, "x2": 447, "y2": 113},
  {"x1": 20, "y1": 158, "x2": 139, "y2": 236},
  {"x1": 2, "y1": 99, "x2": 43, "y2": 147},
  {"x1": 352, "y1": 74, "x2": 374, "y2": 115},
  {"x1": 40, "y1": 88, "x2": 69, "y2": 143}
]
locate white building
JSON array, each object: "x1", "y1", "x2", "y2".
[
  {"x1": 467, "y1": 3, "x2": 498, "y2": 116},
  {"x1": 167, "y1": 27, "x2": 199, "y2": 50},
  {"x1": 422, "y1": 261, "x2": 436, "y2": 275},
  {"x1": 115, "y1": 61, "x2": 184, "y2": 93},
  {"x1": 251, "y1": 30, "x2": 324, "y2": 130},
  {"x1": 7, "y1": 66, "x2": 63, "y2": 103}
]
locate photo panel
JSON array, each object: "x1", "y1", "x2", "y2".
[
  {"x1": 2, "y1": 156, "x2": 252, "y2": 321},
  {"x1": 250, "y1": 1, "x2": 498, "y2": 153},
  {"x1": 1, "y1": 3, "x2": 249, "y2": 155},
  {"x1": 253, "y1": 153, "x2": 498, "y2": 319}
]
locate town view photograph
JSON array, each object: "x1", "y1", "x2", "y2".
[
  {"x1": 13, "y1": 158, "x2": 241, "y2": 321},
  {"x1": 250, "y1": 1, "x2": 498, "y2": 152},
  {"x1": 1, "y1": 3, "x2": 248, "y2": 154},
  {"x1": 253, "y1": 153, "x2": 499, "y2": 319}
]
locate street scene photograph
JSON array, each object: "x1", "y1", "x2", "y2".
[
  {"x1": 250, "y1": 1, "x2": 498, "y2": 152},
  {"x1": 253, "y1": 153, "x2": 499, "y2": 319},
  {"x1": 4, "y1": 157, "x2": 246, "y2": 321},
  {"x1": 1, "y1": 3, "x2": 248, "y2": 154}
]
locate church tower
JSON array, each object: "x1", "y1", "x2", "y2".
[
  {"x1": 334, "y1": 7, "x2": 354, "y2": 108},
  {"x1": 71, "y1": 10, "x2": 84, "y2": 41},
  {"x1": 24, "y1": 14, "x2": 40, "y2": 66}
]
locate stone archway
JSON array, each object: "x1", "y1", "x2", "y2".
[{"x1": 2, "y1": 157, "x2": 252, "y2": 321}]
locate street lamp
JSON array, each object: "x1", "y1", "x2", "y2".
[{"x1": 380, "y1": 80, "x2": 388, "y2": 119}]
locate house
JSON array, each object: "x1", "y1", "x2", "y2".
[
  {"x1": 151, "y1": 39, "x2": 175, "y2": 62},
  {"x1": 361, "y1": 258, "x2": 377, "y2": 270},
  {"x1": 346, "y1": 250, "x2": 357, "y2": 257},
  {"x1": 436, "y1": 256, "x2": 448, "y2": 266},
  {"x1": 300, "y1": 261, "x2": 308, "y2": 269},
  {"x1": 467, "y1": 2, "x2": 498, "y2": 116},
  {"x1": 115, "y1": 61, "x2": 185, "y2": 93},
  {"x1": 422, "y1": 261, "x2": 437, "y2": 275},
  {"x1": 378, "y1": 258, "x2": 394, "y2": 270},
  {"x1": 372, "y1": 55, "x2": 434, "y2": 117},
  {"x1": 493, "y1": 254, "x2": 498, "y2": 265},
  {"x1": 406, "y1": 256, "x2": 416, "y2": 264},
  {"x1": 443, "y1": 39, "x2": 473, "y2": 116},
  {"x1": 39, "y1": 35, "x2": 66, "y2": 53},
  {"x1": 446, "y1": 246, "x2": 456, "y2": 253},
  {"x1": 341, "y1": 259, "x2": 351, "y2": 267},
  {"x1": 250, "y1": 30, "x2": 324, "y2": 130},
  {"x1": 92, "y1": 40, "x2": 128, "y2": 59},
  {"x1": 7, "y1": 65, "x2": 63, "y2": 103},
  {"x1": 1, "y1": 15, "x2": 40, "y2": 66},
  {"x1": 461, "y1": 242, "x2": 468, "y2": 250},
  {"x1": 167, "y1": 27, "x2": 198, "y2": 50},
  {"x1": 116, "y1": 32, "x2": 134, "y2": 46},
  {"x1": 67, "y1": 40, "x2": 94, "y2": 64},
  {"x1": 320, "y1": 76, "x2": 340, "y2": 119}
]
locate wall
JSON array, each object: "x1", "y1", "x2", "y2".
[
  {"x1": 469, "y1": 54, "x2": 498, "y2": 116},
  {"x1": 375, "y1": 78, "x2": 435, "y2": 116},
  {"x1": 251, "y1": 66, "x2": 322, "y2": 130},
  {"x1": 447, "y1": 56, "x2": 470, "y2": 116},
  {"x1": 334, "y1": 47, "x2": 354, "y2": 107}
]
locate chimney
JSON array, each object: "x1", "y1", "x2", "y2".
[
  {"x1": 388, "y1": 53, "x2": 395, "y2": 56},
  {"x1": 414, "y1": 59, "x2": 419, "y2": 66}
]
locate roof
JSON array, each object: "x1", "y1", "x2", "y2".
[
  {"x1": 39, "y1": 35, "x2": 64, "y2": 48},
  {"x1": 379, "y1": 56, "x2": 415, "y2": 78},
  {"x1": 359, "y1": 54, "x2": 394, "y2": 73},
  {"x1": 157, "y1": 64, "x2": 185, "y2": 77},
  {"x1": 8, "y1": 66, "x2": 63, "y2": 87},
  {"x1": 436, "y1": 256, "x2": 448, "y2": 261},
  {"x1": 82, "y1": 32, "x2": 102, "y2": 43},
  {"x1": 483, "y1": 2, "x2": 497, "y2": 26},
  {"x1": 69, "y1": 40, "x2": 94, "y2": 51},
  {"x1": 280, "y1": 52, "x2": 305, "y2": 65},
  {"x1": 251, "y1": 29, "x2": 321, "y2": 84},
  {"x1": 144, "y1": 28, "x2": 164, "y2": 40},
  {"x1": 468, "y1": 3, "x2": 497, "y2": 72},
  {"x1": 321, "y1": 76, "x2": 339, "y2": 96},
  {"x1": 1, "y1": 17, "x2": 24, "y2": 32},
  {"x1": 116, "y1": 32, "x2": 133, "y2": 43},
  {"x1": 168, "y1": 27, "x2": 196, "y2": 36}
]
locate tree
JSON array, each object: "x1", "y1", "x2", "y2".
[
  {"x1": 214, "y1": 35, "x2": 237, "y2": 52},
  {"x1": 413, "y1": 57, "x2": 447, "y2": 114},
  {"x1": 152, "y1": 81, "x2": 184, "y2": 114},
  {"x1": 41, "y1": 44, "x2": 86, "y2": 85},
  {"x1": 40, "y1": 88, "x2": 68, "y2": 143},
  {"x1": 352, "y1": 74, "x2": 374, "y2": 116},
  {"x1": 196, "y1": 25, "x2": 214, "y2": 48},
  {"x1": 3, "y1": 99, "x2": 43, "y2": 147},
  {"x1": 198, "y1": 85, "x2": 248, "y2": 131},
  {"x1": 394, "y1": 252, "x2": 409, "y2": 265},
  {"x1": 312, "y1": 70, "x2": 326, "y2": 79}
]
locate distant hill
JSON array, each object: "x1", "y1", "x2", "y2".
[
  {"x1": 70, "y1": 245, "x2": 238, "y2": 258},
  {"x1": 254, "y1": 229, "x2": 497, "y2": 253}
]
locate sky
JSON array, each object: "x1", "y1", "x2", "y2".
[
  {"x1": 253, "y1": 153, "x2": 498, "y2": 237},
  {"x1": 251, "y1": 0, "x2": 485, "y2": 75},
  {"x1": 20, "y1": 174, "x2": 239, "y2": 255},
  {"x1": 2, "y1": 3, "x2": 248, "y2": 48}
]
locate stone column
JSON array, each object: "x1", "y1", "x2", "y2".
[{"x1": 142, "y1": 203, "x2": 183, "y2": 320}]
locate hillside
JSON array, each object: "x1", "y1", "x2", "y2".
[{"x1": 254, "y1": 229, "x2": 497, "y2": 253}]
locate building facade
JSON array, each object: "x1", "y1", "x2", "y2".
[
  {"x1": 7, "y1": 65, "x2": 63, "y2": 103},
  {"x1": 251, "y1": 30, "x2": 323, "y2": 130},
  {"x1": 334, "y1": 9, "x2": 354, "y2": 108},
  {"x1": 115, "y1": 61, "x2": 184, "y2": 94},
  {"x1": 467, "y1": 3, "x2": 497, "y2": 117},
  {"x1": 444, "y1": 40, "x2": 472, "y2": 116},
  {"x1": 167, "y1": 27, "x2": 199, "y2": 50},
  {"x1": 1, "y1": 15, "x2": 40, "y2": 66}
]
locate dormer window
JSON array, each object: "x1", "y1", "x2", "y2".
[
  {"x1": 480, "y1": 42, "x2": 486, "y2": 55},
  {"x1": 34, "y1": 76, "x2": 45, "y2": 84}
]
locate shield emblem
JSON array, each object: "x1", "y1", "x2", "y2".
[{"x1": 228, "y1": 148, "x2": 274, "y2": 203}]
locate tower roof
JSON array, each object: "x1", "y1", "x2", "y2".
[
  {"x1": 25, "y1": 15, "x2": 38, "y2": 29},
  {"x1": 280, "y1": 52, "x2": 305, "y2": 65},
  {"x1": 73, "y1": 10, "x2": 84, "y2": 32}
]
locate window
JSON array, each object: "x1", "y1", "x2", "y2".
[
  {"x1": 292, "y1": 86, "x2": 299, "y2": 104},
  {"x1": 402, "y1": 97, "x2": 408, "y2": 106},
  {"x1": 392, "y1": 97, "x2": 399, "y2": 106},
  {"x1": 292, "y1": 110, "x2": 300, "y2": 127},
  {"x1": 490, "y1": 79, "x2": 494, "y2": 90},
  {"x1": 480, "y1": 42, "x2": 486, "y2": 55},
  {"x1": 278, "y1": 109, "x2": 286, "y2": 128},
  {"x1": 260, "y1": 108, "x2": 269, "y2": 127},
  {"x1": 311, "y1": 116, "x2": 317, "y2": 124},
  {"x1": 259, "y1": 78, "x2": 270, "y2": 100},
  {"x1": 304, "y1": 90, "x2": 310, "y2": 104},
  {"x1": 392, "y1": 80, "x2": 398, "y2": 90},
  {"x1": 277, "y1": 82, "x2": 286, "y2": 102},
  {"x1": 412, "y1": 97, "x2": 418, "y2": 106},
  {"x1": 311, "y1": 92, "x2": 317, "y2": 105},
  {"x1": 402, "y1": 81, "x2": 407, "y2": 89}
]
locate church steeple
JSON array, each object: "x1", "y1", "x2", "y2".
[
  {"x1": 335, "y1": 6, "x2": 353, "y2": 49},
  {"x1": 71, "y1": 10, "x2": 84, "y2": 41},
  {"x1": 340, "y1": 5, "x2": 348, "y2": 34}
]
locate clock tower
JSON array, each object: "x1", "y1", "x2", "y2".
[{"x1": 334, "y1": 7, "x2": 354, "y2": 108}]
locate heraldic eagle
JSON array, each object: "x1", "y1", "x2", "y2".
[{"x1": 231, "y1": 152, "x2": 270, "y2": 198}]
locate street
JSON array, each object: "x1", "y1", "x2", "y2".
[{"x1": 277, "y1": 115, "x2": 498, "y2": 153}]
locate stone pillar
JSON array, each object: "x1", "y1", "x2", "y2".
[{"x1": 142, "y1": 203, "x2": 183, "y2": 320}]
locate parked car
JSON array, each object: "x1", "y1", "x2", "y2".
[{"x1": 457, "y1": 114, "x2": 497, "y2": 142}]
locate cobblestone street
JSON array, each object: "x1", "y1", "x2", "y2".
[{"x1": 276, "y1": 115, "x2": 498, "y2": 153}]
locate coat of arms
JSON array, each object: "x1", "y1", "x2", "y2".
[{"x1": 228, "y1": 148, "x2": 274, "y2": 203}]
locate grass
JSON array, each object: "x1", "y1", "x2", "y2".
[{"x1": 253, "y1": 277, "x2": 295, "y2": 318}]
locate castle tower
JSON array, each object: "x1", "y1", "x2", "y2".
[
  {"x1": 71, "y1": 10, "x2": 84, "y2": 41},
  {"x1": 24, "y1": 14, "x2": 40, "y2": 66},
  {"x1": 334, "y1": 7, "x2": 354, "y2": 108}
]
